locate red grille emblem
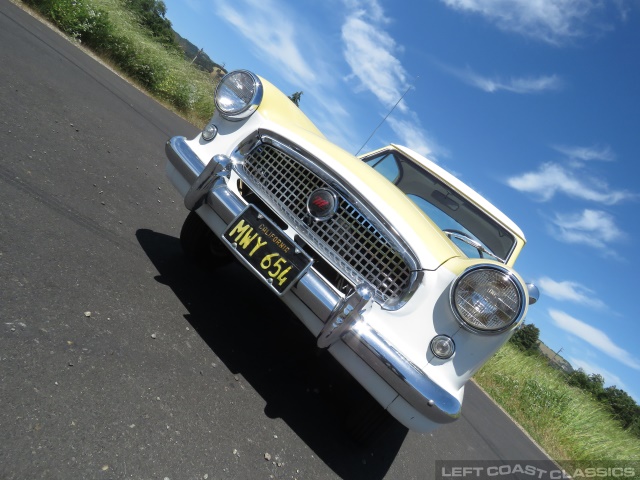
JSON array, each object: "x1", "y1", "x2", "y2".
[
  {"x1": 312, "y1": 197, "x2": 329, "y2": 208},
  {"x1": 307, "y1": 188, "x2": 337, "y2": 221}
]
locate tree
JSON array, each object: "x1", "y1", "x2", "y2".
[
  {"x1": 628, "y1": 414, "x2": 640, "y2": 438},
  {"x1": 289, "y1": 91, "x2": 303, "y2": 107},
  {"x1": 567, "y1": 369, "x2": 605, "y2": 398},
  {"x1": 588, "y1": 373, "x2": 606, "y2": 401},
  {"x1": 509, "y1": 323, "x2": 540, "y2": 352},
  {"x1": 567, "y1": 369, "x2": 591, "y2": 390},
  {"x1": 565, "y1": 372, "x2": 640, "y2": 437},
  {"x1": 603, "y1": 386, "x2": 639, "y2": 430},
  {"x1": 124, "y1": 0, "x2": 180, "y2": 52}
]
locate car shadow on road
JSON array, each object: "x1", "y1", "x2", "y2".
[{"x1": 136, "y1": 228, "x2": 408, "y2": 479}]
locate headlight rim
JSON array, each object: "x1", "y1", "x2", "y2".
[
  {"x1": 214, "y1": 70, "x2": 263, "y2": 121},
  {"x1": 450, "y1": 264, "x2": 526, "y2": 335}
]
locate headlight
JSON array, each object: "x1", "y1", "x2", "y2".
[
  {"x1": 450, "y1": 265, "x2": 525, "y2": 334},
  {"x1": 214, "y1": 70, "x2": 263, "y2": 121}
]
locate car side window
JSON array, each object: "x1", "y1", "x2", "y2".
[{"x1": 364, "y1": 153, "x2": 400, "y2": 184}]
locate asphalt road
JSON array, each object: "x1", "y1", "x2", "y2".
[{"x1": 0, "y1": 2, "x2": 554, "y2": 479}]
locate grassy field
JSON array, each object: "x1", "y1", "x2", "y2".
[
  {"x1": 20, "y1": 0, "x2": 217, "y2": 127},
  {"x1": 475, "y1": 343, "x2": 640, "y2": 469},
  {"x1": 94, "y1": 0, "x2": 216, "y2": 125},
  {"x1": 18, "y1": 0, "x2": 640, "y2": 472}
]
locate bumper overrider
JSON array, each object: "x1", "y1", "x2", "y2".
[{"x1": 166, "y1": 136, "x2": 461, "y2": 427}]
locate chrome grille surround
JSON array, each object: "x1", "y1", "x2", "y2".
[{"x1": 230, "y1": 131, "x2": 421, "y2": 310}]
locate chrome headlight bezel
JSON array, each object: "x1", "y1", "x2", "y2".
[
  {"x1": 450, "y1": 264, "x2": 526, "y2": 335},
  {"x1": 214, "y1": 70, "x2": 263, "y2": 121}
]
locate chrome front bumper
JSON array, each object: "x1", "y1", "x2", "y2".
[{"x1": 166, "y1": 136, "x2": 461, "y2": 425}]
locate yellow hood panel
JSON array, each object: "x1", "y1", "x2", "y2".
[{"x1": 255, "y1": 78, "x2": 461, "y2": 269}]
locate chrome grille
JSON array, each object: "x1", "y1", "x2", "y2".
[{"x1": 238, "y1": 140, "x2": 415, "y2": 306}]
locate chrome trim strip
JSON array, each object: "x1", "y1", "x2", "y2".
[
  {"x1": 343, "y1": 323, "x2": 461, "y2": 423},
  {"x1": 207, "y1": 182, "x2": 247, "y2": 223},
  {"x1": 165, "y1": 135, "x2": 460, "y2": 424},
  {"x1": 292, "y1": 272, "x2": 341, "y2": 322}
]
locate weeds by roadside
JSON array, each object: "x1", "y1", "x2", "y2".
[
  {"x1": 475, "y1": 343, "x2": 640, "y2": 468},
  {"x1": 21, "y1": 0, "x2": 216, "y2": 126}
]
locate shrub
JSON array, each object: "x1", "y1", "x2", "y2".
[
  {"x1": 24, "y1": 0, "x2": 112, "y2": 51},
  {"x1": 122, "y1": 0, "x2": 180, "y2": 52},
  {"x1": 509, "y1": 322, "x2": 540, "y2": 352},
  {"x1": 22, "y1": 0, "x2": 216, "y2": 128}
]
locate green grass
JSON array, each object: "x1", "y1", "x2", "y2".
[
  {"x1": 94, "y1": 0, "x2": 216, "y2": 124},
  {"x1": 475, "y1": 343, "x2": 640, "y2": 468},
  {"x1": 20, "y1": 0, "x2": 216, "y2": 126}
]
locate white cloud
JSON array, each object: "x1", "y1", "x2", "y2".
[
  {"x1": 215, "y1": 0, "x2": 316, "y2": 84},
  {"x1": 506, "y1": 162, "x2": 634, "y2": 205},
  {"x1": 550, "y1": 209, "x2": 624, "y2": 249},
  {"x1": 568, "y1": 357, "x2": 628, "y2": 390},
  {"x1": 341, "y1": 1, "x2": 441, "y2": 157},
  {"x1": 440, "y1": 64, "x2": 562, "y2": 94},
  {"x1": 341, "y1": 10, "x2": 409, "y2": 111},
  {"x1": 538, "y1": 277, "x2": 605, "y2": 308},
  {"x1": 209, "y1": 0, "x2": 445, "y2": 157},
  {"x1": 386, "y1": 116, "x2": 445, "y2": 159},
  {"x1": 613, "y1": 0, "x2": 633, "y2": 22},
  {"x1": 550, "y1": 309, "x2": 640, "y2": 370},
  {"x1": 211, "y1": 0, "x2": 367, "y2": 151},
  {"x1": 552, "y1": 144, "x2": 615, "y2": 163},
  {"x1": 440, "y1": 0, "x2": 610, "y2": 44},
  {"x1": 342, "y1": 0, "x2": 388, "y2": 23}
]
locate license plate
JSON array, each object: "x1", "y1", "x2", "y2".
[{"x1": 223, "y1": 206, "x2": 312, "y2": 295}]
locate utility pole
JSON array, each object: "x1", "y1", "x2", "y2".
[
  {"x1": 190, "y1": 48, "x2": 203, "y2": 65},
  {"x1": 551, "y1": 347, "x2": 563, "y2": 361}
]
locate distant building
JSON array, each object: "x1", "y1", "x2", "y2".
[
  {"x1": 211, "y1": 67, "x2": 226, "y2": 82},
  {"x1": 538, "y1": 342, "x2": 574, "y2": 373}
]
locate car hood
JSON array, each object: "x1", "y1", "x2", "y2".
[
  {"x1": 249, "y1": 137, "x2": 457, "y2": 272},
  {"x1": 253, "y1": 77, "x2": 462, "y2": 271}
]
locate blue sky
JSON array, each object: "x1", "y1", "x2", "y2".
[{"x1": 162, "y1": 0, "x2": 640, "y2": 401}]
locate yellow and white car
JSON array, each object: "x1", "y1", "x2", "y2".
[{"x1": 165, "y1": 70, "x2": 539, "y2": 435}]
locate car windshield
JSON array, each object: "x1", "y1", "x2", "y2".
[{"x1": 362, "y1": 150, "x2": 516, "y2": 262}]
